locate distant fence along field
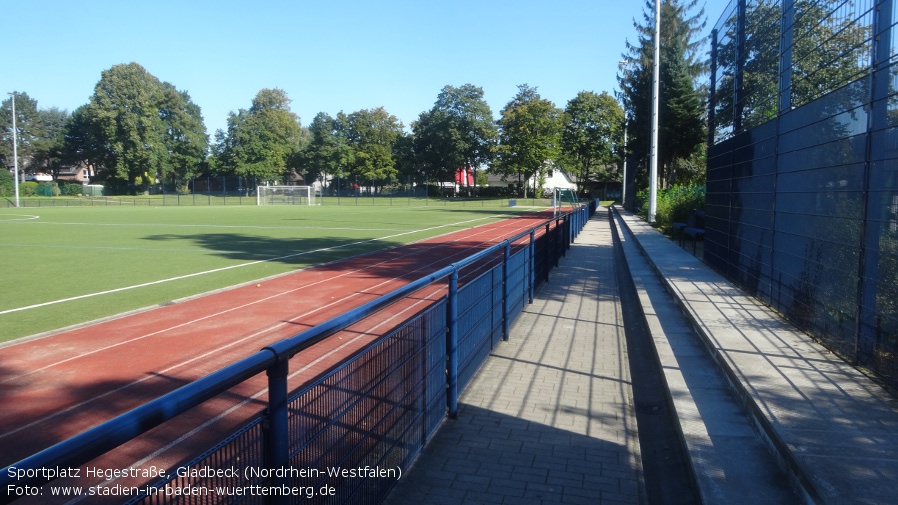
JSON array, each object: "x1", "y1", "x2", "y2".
[
  {"x1": 4, "y1": 195, "x2": 555, "y2": 208},
  {"x1": 0, "y1": 204, "x2": 542, "y2": 343}
]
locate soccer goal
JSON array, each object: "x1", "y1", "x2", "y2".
[
  {"x1": 256, "y1": 186, "x2": 315, "y2": 206},
  {"x1": 553, "y1": 187, "x2": 579, "y2": 217}
]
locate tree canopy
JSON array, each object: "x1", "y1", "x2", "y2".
[
  {"x1": 342, "y1": 107, "x2": 404, "y2": 186},
  {"x1": 1, "y1": 92, "x2": 64, "y2": 177},
  {"x1": 300, "y1": 112, "x2": 354, "y2": 188},
  {"x1": 7, "y1": 61, "x2": 641, "y2": 199},
  {"x1": 618, "y1": 0, "x2": 707, "y2": 188},
  {"x1": 412, "y1": 84, "x2": 497, "y2": 188},
  {"x1": 211, "y1": 88, "x2": 303, "y2": 182},
  {"x1": 561, "y1": 91, "x2": 624, "y2": 193},
  {"x1": 69, "y1": 62, "x2": 209, "y2": 193},
  {"x1": 495, "y1": 85, "x2": 563, "y2": 198}
]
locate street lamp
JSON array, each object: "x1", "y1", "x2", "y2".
[
  {"x1": 8, "y1": 92, "x2": 20, "y2": 208},
  {"x1": 648, "y1": 0, "x2": 661, "y2": 224},
  {"x1": 619, "y1": 60, "x2": 631, "y2": 210}
]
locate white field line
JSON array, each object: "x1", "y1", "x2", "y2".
[
  {"x1": 2, "y1": 218, "x2": 500, "y2": 437},
  {"x1": 0, "y1": 216, "x2": 500, "y2": 316},
  {"x1": 5, "y1": 220, "x2": 409, "y2": 232}
]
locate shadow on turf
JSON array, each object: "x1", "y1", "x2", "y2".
[{"x1": 144, "y1": 231, "x2": 531, "y2": 284}]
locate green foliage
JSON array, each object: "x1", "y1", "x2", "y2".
[
  {"x1": 0, "y1": 168, "x2": 12, "y2": 197},
  {"x1": 60, "y1": 183, "x2": 83, "y2": 196},
  {"x1": 412, "y1": 84, "x2": 497, "y2": 186},
  {"x1": 618, "y1": 0, "x2": 708, "y2": 188},
  {"x1": 1, "y1": 92, "x2": 39, "y2": 170},
  {"x1": 342, "y1": 107, "x2": 404, "y2": 184},
  {"x1": 19, "y1": 181, "x2": 38, "y2": 196},
  {"x1": 561, "y1": 91, "x2": 624, "y2": 192},
  {"x1": 212, "y1": 88, "x2": 302, "y2": 182},
  {"x1": 77, "y1": 63, "x2": 208, "y2": 193},
  {"x1": 300, "y1": 112, "x2": 354, "y2": 187},
  {"x1": 495, "y1": 85, "x2": 563, "y2": 198},
  {"x1": 1, "y1": 93, "x2": 70, "y2": 179},
  {"x1": 637, "y1": 184, "x2": 705, "y2": 231}
]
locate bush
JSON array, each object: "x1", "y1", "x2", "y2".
[
  {"x1": 19, "y1": 181, "x2": 38, "y2": 196},
  {"x1": 61, "y1": 183, "x2": 84, "y2": 196},
  {"x1": 637, "y1": 184, "x2": 705, "y2": 232},
  {"x1": 0, "y1": 169, "x2": 12, "y2": 197}
]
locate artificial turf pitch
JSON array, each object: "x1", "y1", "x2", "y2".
[{"x1": 0, "y1": 203, "x2": 536, "y2": 343}]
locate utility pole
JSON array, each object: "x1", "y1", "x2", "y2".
[
  {"x1": 649, "y1": 0, "x2": 661, "y2": 224},
  {"x1": 9, "y1": 92, "x2": 20, "y2": 208}
]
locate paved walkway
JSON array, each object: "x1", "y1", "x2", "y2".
[
  {"x1": 387, "y1": 206, "x2": 898, "y2": 505},
  {"x1": 387, "y1": 210, "x2": 644, "y2": 505}
]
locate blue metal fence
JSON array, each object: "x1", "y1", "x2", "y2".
[
  {"x1": 1, "y1": 202, "x2": 596, "y2": 505},
  {"x1": 707, "y1": 0, "x2": 898, "y2": 389}
]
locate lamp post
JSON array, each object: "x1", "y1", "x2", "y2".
[
  {"x1": 648, "y1": 0, "x2": 661, "y2": 224},
  {"x1": 8, "y1": 92, "x2": 20, "y2": 208}
]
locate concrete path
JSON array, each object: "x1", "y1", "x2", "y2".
[
  {"x1": 387, "y1": 210, "x2": 645, "y2": 505},
  {"x1": 615, "y1": 207, "x2": 898, "y2": 505}
]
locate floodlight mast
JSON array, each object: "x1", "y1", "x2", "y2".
[
  {"x1": 648, "y1": 0, "x2": 660, "y2": 224},
  {"x1": 8, "y1": 92, "x2": 20, "y2": 208}
]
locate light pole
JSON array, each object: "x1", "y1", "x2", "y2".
[
  {"x1": 8, "y1": 92, "x2": 20, "y2": 208},
  {"x1": 619, "y1": 60, "x2": 630, "y2": 210},
  {"x1": 648, "y1": 0, "x2": 661, "y2": 224}
]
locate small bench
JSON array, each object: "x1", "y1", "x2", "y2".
[{"x1": 673, "y1": 210, "x2": 705, "y2": 254}]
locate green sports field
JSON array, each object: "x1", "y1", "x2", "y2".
[{"x1": 0, "y1": 203, "x2": 538, "y2": 343}]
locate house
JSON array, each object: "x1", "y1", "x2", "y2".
[
  {"x1": 485, "y1": 165, "x2": 578, "y2": 196},
  {"x1": 56, "y1": 163, "x2": 93, "y2": 183}
]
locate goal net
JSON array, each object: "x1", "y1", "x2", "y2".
[{"x1": 256, "y1": 186, "x2": 315, "y2": 206}]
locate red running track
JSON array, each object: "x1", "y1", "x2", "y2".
[{"x1": 0, "y1": 212, "x2": 559, "y2": 502}]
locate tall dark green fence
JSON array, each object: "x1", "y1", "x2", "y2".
[{"x1": 706, "y1": 0, "x2": 898, "y2": 388}]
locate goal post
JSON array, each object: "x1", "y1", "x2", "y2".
[{"x1": 256, "y1": 186, "x2": 315, "y2": 206}]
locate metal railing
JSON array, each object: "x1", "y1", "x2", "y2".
[{"x1": 1, "y1": 201, "x2": 596, "y2": 504}]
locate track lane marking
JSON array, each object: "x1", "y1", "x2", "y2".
[{"x1": 0, "y1": 219, "x2": 537, "y2": 438}]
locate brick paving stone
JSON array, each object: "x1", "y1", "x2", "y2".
[{"x1": 386, "y1": 211, "x2": 644, "y2": 505}]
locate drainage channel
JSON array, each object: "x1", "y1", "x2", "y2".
[{"x1": 608, "y1": 209, "x2": 702, "y2": 505}]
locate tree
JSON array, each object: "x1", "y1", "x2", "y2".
[
  {"x1": 618, "y1": 0, "x2": 707, "y2": 188},
  {"x1": 300, "y1": 112, "x2": 354, "y2": 191},
  {"x1": 561, "y1": 91, "x2": 624, "y2": 194},
  {"x1": 62, "y1": 105, "x2": 96, "y2": 175},
  {"x1": 495, "y1": 85, "x2": 563, "y2": 198},
  {"x1": 84, "y1": 63, "x2": 168, "y2": 192},
  {"x1": 342, "y1": 107, "x2": 403, "y2": 190},
  {"x1": 78, "y1": 63, "x2": 208, "y2": 193},
  {"x1": 1, "y1": 92, "x2": 42, "y2": 175},
  {"x1": 392, "y1": 131, "x2": 422, "y2": 188},
  {"x1": 157, "y1": 83, "x2": 209, "y2": 187},
  {"x1": 31, "y1": 107, "x2": 70, "y2": 179},
  {"x1": 413, "y1": 84, "x2": 497, "y2": 193},
  {"x1": 212, "y1": 88, "x2": 303, "y2": 182},
  {"x1": 412, "y1": 108, "x2": 458, "y2": 185}
]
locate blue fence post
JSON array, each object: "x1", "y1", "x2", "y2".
[
  {"x1": 266, "y1": 359, "x2": 290, "y2": 505},
  {"x1": 561, "y1": 216, "x2": 568, "y2": 257},
  {"x1": 528, "y1": 230, "x2": 535, "y2": 304},
  {"x1": 502, "y1": 241, "x2": 511, "y2": 341},
  {"x1": 447, "y1": 267, "x2": 459, "y2": 418}
]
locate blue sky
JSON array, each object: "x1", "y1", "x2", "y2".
[{"x1": 4, "y1": 0, "x2": 731, "y2": 135}]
